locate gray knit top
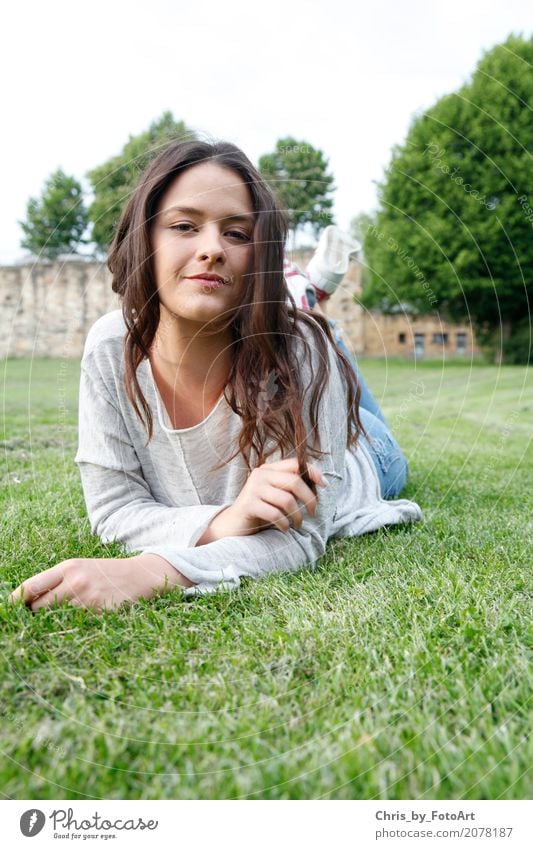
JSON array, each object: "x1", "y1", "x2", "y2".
[{"x1": 75, "y1": 310, "x2": 422, "y2": 596}]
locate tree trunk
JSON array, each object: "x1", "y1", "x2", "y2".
[{"x1": 494, "y1": 319, "x2": 512, "y2": 364}]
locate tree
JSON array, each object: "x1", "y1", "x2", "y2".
[
  {"x1": 350, "y1": 211, "x2": 375, "y2": 248},
  {"x1": 258, "y1": 137, "x2": 335, "y2": 240},
  {"x1": 361, "y1": 33, "x2": 533, "y2": 361},
  {"x1": 19, "y1": 168, "x2": 88, "y2": 259},
  {"x1": 87, "y1": 112, "x2": 194, "y2": 253},
  {"x1": 350, "y1": 211, "x2": 375, "y2": 292}
]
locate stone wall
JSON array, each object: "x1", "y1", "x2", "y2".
[
  {"x1": 0, "y1": 261, "x2": 119, "y2": 359},
  {"x1": 0, "y1": 256, "x2": 479, "y2": 359}
]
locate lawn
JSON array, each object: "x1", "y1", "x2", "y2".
[{"x1": 1, "y1": 356, "x2": 531, "y2": 800}]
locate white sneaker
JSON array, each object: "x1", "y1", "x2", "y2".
[{"x1": 306, "y1": 226, "x2": 361, "y2": 296}]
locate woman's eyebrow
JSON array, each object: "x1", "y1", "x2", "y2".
[{"x1": 160, "y1": 205, "x2": 253, "y2": 224}]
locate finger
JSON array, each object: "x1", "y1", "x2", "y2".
[
  {"x1": 263, "y1": 458, "x2": 328, "y2": 488},
  {"x1": 261, "y1": 488, "x2": 304, "y2": 530},
  {"x1": 287, "y1": 476, "x2": 319, "y2": 517},
  {"x1": 9, "y1": 566, "x2": 65, "y2": 605},
  {"x1": 30, "y1": 585, "x2": 80, "y2": 612},
  {"x1": 251, "y1": 499, "x2": 294, "y2": 533},
  {"x1": 261, "y1": 457, "x2": 300, "y2": 472},
  {"x1": 258, "y1": 471, "x2": 318, "y2": 517},
  {"x1": 307, "y1": 463, "x2": 329, "y2": 487}
]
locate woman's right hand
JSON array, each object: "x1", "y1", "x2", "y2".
[{"x1": 195, "y1": 458, "x2": 328, "y2": 544}]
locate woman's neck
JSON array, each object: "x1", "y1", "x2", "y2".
[{"x1": 149, "y1": 316, "x2": 233, "y2": 401}]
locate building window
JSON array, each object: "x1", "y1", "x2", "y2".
[
  {"x1": 414, "y1": 333, "x2": 425, "y2": 358},
  {"x1": 398, "y1": 333, "x2": 406, "y2": 344},
  {"x1": 456, "y1": 332, "x2": 468, "y2": 354},
  {"x1": 432, "y1": 332, "x2": 449, "y2": 345}
]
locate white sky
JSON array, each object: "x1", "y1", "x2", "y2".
[{"x1": 2, "y1": 0, "x2": 531, "y2": 263}]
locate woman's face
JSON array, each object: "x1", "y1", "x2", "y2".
[{"x1": 151, "y1": 162, "x2": 255, "y2": 331}]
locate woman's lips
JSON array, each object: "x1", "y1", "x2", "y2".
[{"x1": 187, "y1": 276, "x2": 227, "y2": 290}]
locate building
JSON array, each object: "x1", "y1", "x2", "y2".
[{"x1": 288, "y1": 249, "x2": 479, "y2": 359}]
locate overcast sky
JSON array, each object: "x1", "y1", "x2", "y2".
[{"x1": 2, "y1": 0, "x2": 531, "y2": 263}]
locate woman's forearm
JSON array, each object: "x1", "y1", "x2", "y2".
[{"x1": 195, "y1": 506, "x2": 257, "y2": 545}]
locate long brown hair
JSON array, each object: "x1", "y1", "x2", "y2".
[{"x1": 108, "y1": 138, "x2": 363, "y2": 484}]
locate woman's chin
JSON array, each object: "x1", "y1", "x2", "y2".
[{"x1": 158, "y1": 299, "x2": 236, "y2": 329}]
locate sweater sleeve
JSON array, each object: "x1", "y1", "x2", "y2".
[
  {"x1": 75, "y1": 366, "x2": 232, "y2": 550},
  {"x1": 141, "y1": 330, "x2": 350, "y2": 596}
]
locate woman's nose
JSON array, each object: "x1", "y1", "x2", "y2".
[{"x1": 195, "y1": 226, "x2": 225, "y2": 262}]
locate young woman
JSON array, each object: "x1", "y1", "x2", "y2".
[{"x1": 10, "y1": 139, "x2": 421, "y2": 612}]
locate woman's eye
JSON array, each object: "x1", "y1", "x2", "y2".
[
  {"x1": 170, "y1": 223, "x2": 194, "y2": 232},
  {"x1": 169, "y1": 223, "x2": 250, "y2": 241},
  {"x1": 227, "y1": 230, "x2": 251, "y2": 241}
]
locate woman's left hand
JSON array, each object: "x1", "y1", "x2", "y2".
[{"x1": 8, "y1": 554, "x2": 194, "y2": 613}]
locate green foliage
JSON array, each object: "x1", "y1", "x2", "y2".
[
  {"x1": 19, "y1": 169, "x2": 88, "y2": 259},
  {"x1": 361, "y1": 34, "x2": 533, "y2": 361},
  {"x1": 350, "y1": 211, "x2": 375, "y2": 291},
  {"x1": 350, "y1": 211, "x2": 374, "y2": 246},
  {"x1": 258, "y1": 137, "x2": 335, "y2": 238},
  {"x1": 87, "y1": 112, "x2": 194, "y2": 253},
  {"x1": 484, "y1": 315, "x2": 533, "y2": 365},
  {"x1": 504, "y1": 319, "x2": 532, "y2": 363}
]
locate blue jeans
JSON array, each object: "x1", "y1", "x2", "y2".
[{"x1": 330, "y1": 321, "x2": 409, "y2": 499}]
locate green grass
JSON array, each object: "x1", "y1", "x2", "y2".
[{"x1": 1, "y1": 356, "x2": 531, "y2": 800}]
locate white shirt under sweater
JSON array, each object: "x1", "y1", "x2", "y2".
[{"x1": 75, "y1": 310, "x2": 422, "y2": 596}]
